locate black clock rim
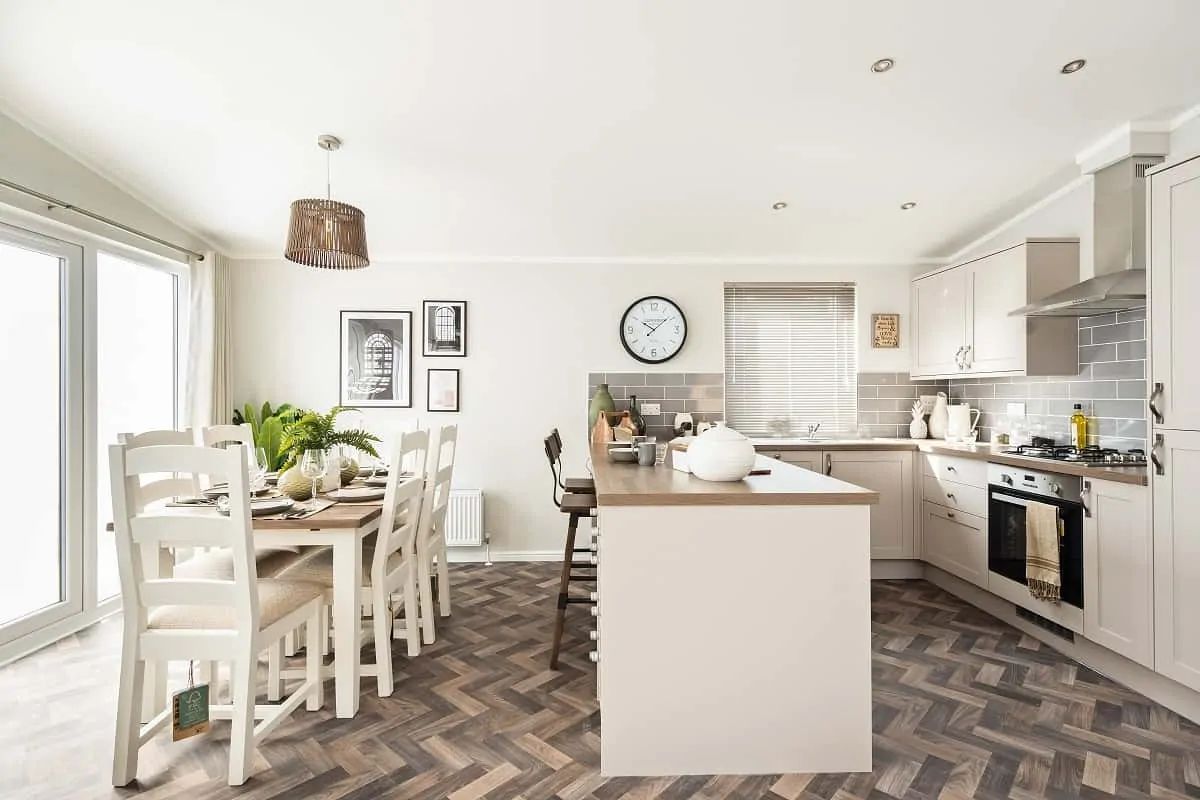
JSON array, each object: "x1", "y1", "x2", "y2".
[{"x1": 619, "y1": 295, "x2": 688, "y2": 364}]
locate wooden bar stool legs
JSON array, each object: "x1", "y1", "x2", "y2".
[{"x1": 549, "y1": 506, "x2": 595, "y2": 669}]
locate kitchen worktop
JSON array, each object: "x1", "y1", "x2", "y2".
[
  {"x1": 739, "y1": 437, "x2": 1149, "y2": 486},
  {"x1": 591, "y1": 445, "x2": 879, "y2": 506}
]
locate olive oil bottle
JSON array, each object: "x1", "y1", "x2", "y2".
[{"x1": 1070, "y1": 403, "x2": 1088, "y2": 450}]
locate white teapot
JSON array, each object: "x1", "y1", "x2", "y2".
[{"x1": 686, "y1": 422, "x2": 757, "y2": 482}]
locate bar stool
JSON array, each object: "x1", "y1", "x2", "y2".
[
  {"x1": 544, "y1": 433, "x2": 597, "y2": 669},
  {"x1": 550, "y1": 428, "x2": 595, "y2": 494}
]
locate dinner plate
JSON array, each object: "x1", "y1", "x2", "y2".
[
  {"x1": 204, "y1": 484, "x2": 272, "y2": 498},
  {"x1": 357, "y1": 466, "x2": 389, "y2": 478},
  {"x1": 218, "y1": 497, "x2": 295, "y2": 517},
  {"x1": 328, "y1": 487, "x2": 386, "y2": 503},
  {"x1": 363, "y1": 477, "x2": 389, "y2": 487}
]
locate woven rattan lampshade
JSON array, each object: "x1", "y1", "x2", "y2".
[{"x1": 284, "y1": 135, "x2": 370, "y2": 269}]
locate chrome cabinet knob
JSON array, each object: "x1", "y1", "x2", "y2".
[
  {"x1": 1001, "y1": 474, "x2": 1014, "y2": 485},
  {"x1": 588, "y1": 651, "x2": 600, "y2": 663}
]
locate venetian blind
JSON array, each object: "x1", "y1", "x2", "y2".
[{"x1": 723, "y1": 282, "x2": 858, "y2": 437}]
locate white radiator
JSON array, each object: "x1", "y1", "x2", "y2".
[{"x1": 444, "y1": 489, "x2": 484, "y2": 547}]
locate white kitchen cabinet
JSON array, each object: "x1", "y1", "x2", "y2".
[
  {"x1": 910, "y1": 239, "x2": 1079, "y2": 380},
  {"x1": 921, "y1": 501, "x2": 987, "y2": 589},
  {"x1": 1150, "y1": 154, "x2": 1200, "y2": 430},
  {"x1": 829, "y1": 451, "x2": 914, "y2": 559},
  {"x1": 912, "y1": 267, "x2": 969, "y2": 378},
  {"x1": 758, "y1": 450, "x2": 824, "y2": 473},
  {"x1": 1082, "y1": 479, "x2": 1153, "y2": 668},
  {"x1": 1151, "y1": 429, "x2": 1200, "y2": 692}
]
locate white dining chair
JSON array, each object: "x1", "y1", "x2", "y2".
[
  {"x1": 274, "y1": 430, "x2": 428, "y2": 696},
  {"x1": 415, "y1": 424, "x2": 457, "y2": 644},
  {"x1": 109, "y1": 441, "x2": 325, "y2": 787}
]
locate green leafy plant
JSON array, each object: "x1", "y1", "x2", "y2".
[
  {"x1": 279, "y1": 406, "x2": 381, "y2": 472},
  {"x1": 232, "y1": 401, "x2": 303, "y2": 471}
]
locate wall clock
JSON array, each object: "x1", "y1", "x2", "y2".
[{"x1": 619, "y1": 295, "x2": 688, "y2": 364}]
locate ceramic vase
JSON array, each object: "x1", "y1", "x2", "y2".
[
  {"x1": 909, "y1": 417, "x2": 928, "y2": 439},
  {"x1": 928, "y1": 392, "x2": 950, "y2": 440},
  {"x1": 277, "y1": 467, "x2": 313, "y2": 501},
  {"x1": 589, "y1": 383, "x2": 616, "y2": 429},
  {"x1": 686, "y1": 422, "x2": 757, "y2": 482},
  {"x1": 339, "y1": 455, "x2": 359, "y2": 484}
]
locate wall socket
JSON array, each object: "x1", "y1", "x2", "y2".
[{"x1": 640, "y1": 402, "x2": 661, "y2": 416}]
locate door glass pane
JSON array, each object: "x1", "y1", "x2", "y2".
[
  {"x1": 0, "y1": 241, "x2": 63, "y2": 627},
  {"x1": 96, "y1": 253, "x2": 177, "y2": 600}
]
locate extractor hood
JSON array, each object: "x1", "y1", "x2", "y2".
[{"x1": 1010, "y1": 155, "x2": 1162, "y2": 317}]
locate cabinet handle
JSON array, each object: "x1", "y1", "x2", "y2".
[
  {"x1": 946, "y1": 492, "x2": 956, "y2": 500},
  {"x1": 1080, "y1": 480, "x2": 1092, "y2": 518},
  {"x1": 1149, "y1": 382, "x2": 1165, "y2": 425},
  {"x1": 588, "y1": 651, "x2": 600, "y2": 663},
  {"x1": 947, "y1": 511, "x2": 956, "y2": 519},
  {"x1": 946, "y1": 465, "x2": 957, "y2": 473},
  {"x1": 589, "y1": 629, "x2": 599, "y2": 642},
  {"x1": 954, "y1": 346, "x2": 965, "y2": 369},
  {"x1": 1152, "y1": 434, "x2": 1166, "y2": 477},
  {"x1": 824, "y1": 453, "x2": 832, "y2": 475},
  {"x1": 963, "y1": 345, "x2": 973, "y2": 369},
  {"x1": 591, "y1": 605, "x2": 599, "y2": 617},
  {"x1": 589, "y1": 591, "x2": 599, "y2": 602}
]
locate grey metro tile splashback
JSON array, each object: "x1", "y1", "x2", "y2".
[{"x1": 588, "y1": 372, "x2": 725, "y2": 442}]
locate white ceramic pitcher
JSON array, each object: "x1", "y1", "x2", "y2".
[
  {"x1": 946, "y1": 403, "x2": 981, "y2": 442},
  {"x1": 928, "y1": 392, "x2": 950, "y2": 439}
]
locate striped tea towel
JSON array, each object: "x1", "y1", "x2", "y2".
[{"x1": 1025, "y1": 500, "x2": 1062, "y2": 602}]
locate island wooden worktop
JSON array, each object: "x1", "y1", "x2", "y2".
[{"x1": 591, "y1": 446, "x2": 879, "y2": 506}]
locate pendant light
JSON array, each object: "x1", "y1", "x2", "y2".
[{"x1": 284, "y1": 134, "x2": 370, "y2": 269}]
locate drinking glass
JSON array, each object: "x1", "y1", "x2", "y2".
[
  {"x1": 299, "y1": 449, "x2": 327, "y2": 510},
  {"x1": 248, "y1": 446, "x2": 268, "y2": 492}
]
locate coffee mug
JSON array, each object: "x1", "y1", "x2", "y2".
[{"x1": 637, "y1": 441, "x2": 656, "y2": 466}]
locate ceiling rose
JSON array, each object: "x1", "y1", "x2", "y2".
[{"x1": 284, "y1": 134, "x2": 370, "y2": 270}]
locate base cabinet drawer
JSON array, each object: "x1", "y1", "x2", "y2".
[
  {"x1": 922, "y1": 453, "x2": 987, "y2": 488},
  {"x1": 921, "y1": 501, "x2": 988, "y2": 589},
  {"x1": 922, "y1": 474, "x2": 988, "y2": 518}
]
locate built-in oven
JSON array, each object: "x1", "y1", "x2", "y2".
[{"x1": 986, "y1": 464, "x2": 1085, "y2": 629}]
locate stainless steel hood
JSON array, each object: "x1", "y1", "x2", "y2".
[{"x1": 1010, "y1": 155, "x2": 1162, "y2": 317}]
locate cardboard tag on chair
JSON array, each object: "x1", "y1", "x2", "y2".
[{"x1": 171, "y1": 683, "x2": 210, "y2": 741}]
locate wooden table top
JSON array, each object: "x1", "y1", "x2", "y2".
[
  {"x1": 591, "y1": 446, "x2": 878, "y2": 507},
  {"x1": 105, "y1": 497, "x2": 384, "y2": 532}
]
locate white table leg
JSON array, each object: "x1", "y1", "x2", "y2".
[
  {"x1": 139, "y1": 546, "x2": 171, "y2": 723},
  {"x1": 332, "y1": 533, "x2": 362, "y2": 718}
]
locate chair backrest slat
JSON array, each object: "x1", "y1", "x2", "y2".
[
  {"x1": 110, "y1": 441, "x2": 259, "y2": 629},
  {"x1": 201, "y1": 423, "x2": 254, "y2": 448},
  {"x1": 118, "y1": 429, "x2": 201, "y2": 499}
]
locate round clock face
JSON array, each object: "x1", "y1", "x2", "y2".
[{"x1": 620, "y1": 295, "x2": 687, "y2": 364}]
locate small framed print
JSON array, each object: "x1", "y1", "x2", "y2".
[
  {"x1": 872, "y1": 313, "x2": 900, "y2": 349},
  {"x1": 427, "y1": 368, "x2": 460, "y2": 412},
  {"x1": 422, "y1": 300, "x2": 467, "y2": 357},
  {"x1": 340, "y1": 310, "x2": 413, "y2": 408}
]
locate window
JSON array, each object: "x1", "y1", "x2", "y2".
[{"x1": 724, "y1": 283, "x2": 858, "y2": 437}]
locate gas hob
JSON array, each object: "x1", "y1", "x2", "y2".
[{"x1": 1002, "y1": 437, "x2": 1147, "y2": 467}]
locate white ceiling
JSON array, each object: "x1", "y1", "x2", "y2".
[{"x1": 0, "y1": 0, "x2": 1198, "y2": 262}]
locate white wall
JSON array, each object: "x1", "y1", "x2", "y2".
[
  {"x1": 0, "y1": 110, "x2": 207, "y2": 260},
  {"x1": 230, "y1": 258, "x2": 914, "y2": 557}
]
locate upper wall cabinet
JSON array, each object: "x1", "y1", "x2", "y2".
[{"x1": 911, "y1": 239, "x2": 1080, "y2": 380}]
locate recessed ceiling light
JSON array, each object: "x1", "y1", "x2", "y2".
[
  {"x1": 772, "y1": 201, "x2": 788, "y2": 210},
  {"x1": 870, "y1": 58, "x2": 895, "y2": 74},
  {"x1": 1060, "y1": 58, "x2": 1087, "y2": 74},
  {"x1": 900, "y1": 202, "x2": 917, "y2": 210}
]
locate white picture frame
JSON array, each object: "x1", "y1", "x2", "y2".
[{"x1": 339, "y1": 310, "x2": 412, "y2": 408}]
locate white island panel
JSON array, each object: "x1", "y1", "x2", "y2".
[{"x1": 597, "y1": 502, "x2": 873, "y2": 777}]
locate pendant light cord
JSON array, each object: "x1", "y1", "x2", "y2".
[{"x1": 326, "y1": 148, "x2": 332, "y2": 202}]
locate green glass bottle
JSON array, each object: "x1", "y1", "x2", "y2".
[{"x1": 628, "y1": 393, "x2": 647, "y2": 435}]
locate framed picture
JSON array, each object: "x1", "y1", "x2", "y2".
[
  {"x1": 339, "y1": 310, "x2": 413, "y2": 407},
  {"x1": 427, "y1": 368, "x2": 460, "y2": 412},
  {"x1": 871, "y1": 313, "x2": 900, "y2": 349},
  {"x1": 422, "y1": 300, "x2": 467, "y2": 357}
]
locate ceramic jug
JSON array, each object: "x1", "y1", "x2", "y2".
[
  {"x1": 928, "y1": 392, "x2": 950, "y2": 440},
  {"x1": 946, "y1": 403, "x2": 981, "y2": 442},
  {"x1": 686, "y1": 422, "x2": 757, "y2": 482}
]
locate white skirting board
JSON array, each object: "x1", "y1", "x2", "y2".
[
  {"x1": 445, "y1": 548, "x2": 560, "y2": 563},
  {"x1": 923, "y1": 565, "x2": 1200, "y2": 725}
]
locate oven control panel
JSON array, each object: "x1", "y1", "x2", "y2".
[{"x1": 987, "y1": 463, "x2": 1081, "y2": 500}]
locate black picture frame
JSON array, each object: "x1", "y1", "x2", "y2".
[
  {"x1": 339, "y1": 310, "x2": 413, "y2": 408},
  {"x1": 422, "y1": 300, "x2": 468, "y2": 357},
  {"x1": 427, "y1": 368, "x2": 461, "y2": 412}
]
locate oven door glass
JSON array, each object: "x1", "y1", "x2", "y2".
[{"x1": 987, "y1": 486, "x2": 1084, "y2": 608}]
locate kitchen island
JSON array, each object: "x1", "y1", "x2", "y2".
[{"x1": 591, "y1": 447, "x2": 878, "y2": 777}]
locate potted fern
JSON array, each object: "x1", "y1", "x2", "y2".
[{"x1": 276, "y1": 406, "x2": 381, "y2": 499}]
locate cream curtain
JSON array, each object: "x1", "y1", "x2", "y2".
[{"x1": 184, "y1": 251, "x2": 232, "y2": 430}]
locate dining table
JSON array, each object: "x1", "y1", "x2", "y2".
[{"x1": 129, "y1": 494, "x2": 387, "y2": 722}]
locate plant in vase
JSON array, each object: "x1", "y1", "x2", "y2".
[
  {"x1": 277, "y1": 406, "x2": 381, "y2": 500},
  {"x1": 232, "y1": 401, "x2": 303, "y2": 471},
  {"x1": 909, "y1": 400, "x2": 929, "y2": 439}
]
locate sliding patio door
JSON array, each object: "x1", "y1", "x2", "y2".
[{"x1": 0, "y1": 224, "x2": 84, "y2": 649}]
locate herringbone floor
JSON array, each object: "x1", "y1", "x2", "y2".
[{"x1": 2, "y1": 565, "x2": 1199, "y2": 799}]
